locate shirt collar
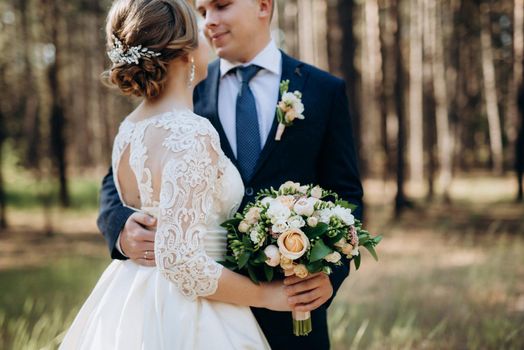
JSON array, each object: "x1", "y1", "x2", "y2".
[{"x1": 219, "y1": 40, "x2": 282, "y2": 78}]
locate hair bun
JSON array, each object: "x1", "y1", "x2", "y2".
[
  {"x1": 104, "y1": 0, "x2": 199, "y2": 99},
  {"x1": 110, "y1": 57, "x2": 168, "y2": 99}
]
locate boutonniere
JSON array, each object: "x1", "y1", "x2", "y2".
[{"x1": 275, "y1": 80, "x2": 305, "y2": 141}]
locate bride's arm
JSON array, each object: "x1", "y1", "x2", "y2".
[{"x1": 154, "y1": 122, "x2": 290, "y2": 311}]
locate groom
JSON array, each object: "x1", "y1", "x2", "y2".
[{"x1": 98, "y1": 0, "x2": 363, "y2": 348}]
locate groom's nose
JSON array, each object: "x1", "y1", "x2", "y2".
[{"x1": 203, "y1": 9, "x2": 220, "y2": 29}]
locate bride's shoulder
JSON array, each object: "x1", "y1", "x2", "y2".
[{"x1": 159, "y1": 109, "x2": 218, "y2": 138}]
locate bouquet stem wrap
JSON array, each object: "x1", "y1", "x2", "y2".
[{"x1": 285, "y1": 269, "x2": 312, "y2": 336}]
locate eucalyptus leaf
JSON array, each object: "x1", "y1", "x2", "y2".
[
  {"x1": 247, "y1": 265, "x2": 259, "y2": 284},
  {"x1": 264, "y1": 264, "x2": 274, "y2": 282},
  {"x1": 364, "y1": 244, "x2": 379, "y2": 261},
  {"x1": 306, "y1": 260, "x2": 324, "y2": 273},
  {"x1": 303, "y1": 222, "x2": 329, "y2": 239},
  {"x1": 353, "y1": 253, "x2": 361, "y2": 270},
  {"x1": 238, "y1": 251, "x2": 251, "y2": 269},
  {"x1": 310, "y1": 239, "x2": 333, "y2": 262}
]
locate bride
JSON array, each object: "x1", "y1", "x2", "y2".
[{"x1": 60, "y1": 0, "x2": 290, "y2": 348}]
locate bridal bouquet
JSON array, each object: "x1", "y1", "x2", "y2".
[{"x1": 221, "y1": 182, "x2": 382, "y2": 336}]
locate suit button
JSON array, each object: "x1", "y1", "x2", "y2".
[{"x1": 245, "y1": 187, "x2": 254, "y2": 196}]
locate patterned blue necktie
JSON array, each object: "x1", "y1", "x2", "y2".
[{"x1": 236, "y1": 65, "x2": 262, "y2": 182}]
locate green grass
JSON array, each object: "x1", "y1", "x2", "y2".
[
  {"x1": 0, "y1": 256, "x2": 109, "y2": 349},
  {"x1": 328, "y1": 231, "x2": 524, "y2": 349},
  {"x1": 4, "y1": 177, "x2": 100, "y2": 211}
]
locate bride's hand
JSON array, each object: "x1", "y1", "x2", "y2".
[{"x1": 260, "y1": 280, "x2": 293, "y2": 312}]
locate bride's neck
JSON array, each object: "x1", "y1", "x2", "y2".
[{"x1": 142, "y1": 62, "x2": 194, "y2": 113}]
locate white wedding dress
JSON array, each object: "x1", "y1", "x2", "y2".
[{"x1": 60, "y1": 109, "x2": 269, "y2": 350}]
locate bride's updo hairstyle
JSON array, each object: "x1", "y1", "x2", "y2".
[{"x1": 104, "y1": 0, "x2": 198, "y2": 99}]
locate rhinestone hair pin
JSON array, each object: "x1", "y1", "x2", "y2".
[{"x1": 107, "y1": 34, "x2": 161, "y2": 65}]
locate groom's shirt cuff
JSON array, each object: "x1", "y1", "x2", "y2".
[{"x1": 115, "y1": 231, "x2": 128, "y2": 258}]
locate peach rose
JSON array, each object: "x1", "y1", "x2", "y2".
[
  {"x1": 293, "y1": 264, "x2": 309, "y2": 278},
  {"x1": 277, "y1": 228, "x2": 310, "y2": 260},
  {"x1": 280, "y1": 256, "x2": 295, "y2": 270},
  {"x1": 245, "y1": 207, "x2": 261, "y2": 224},
  {"x1": 279, "y1": 101, "x2": 291, "y2": 112},
  {"x1": 278, "y1": 195, "x2": 296, "y2": 210},
  {"x1": 238, "y1": 221, "x2": 250, "y2": 233},
  {"x1": 285, "y1": 109, "x2": 297, "y2": 123}
]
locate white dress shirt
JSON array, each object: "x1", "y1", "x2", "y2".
[{"x1": 218, "y1": 40, "x2": 282, "y2": 158}]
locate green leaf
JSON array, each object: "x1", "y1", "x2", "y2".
[
  {"x1": 221, "y1": 218, "x2": 241, "y2": 229},
  {"x1": 303, "y1": 222, "x2": 329, "y2": 239},
  {"x1": 247, "y1": 265, "x2": 259, "y2": 284},
  {"x1": 238, "y1": 251, "x2": 251, "y2": 269},
  {"x1": 364, "y1": 244, "x2": 379, "y2": 261},
  {"x1": 327, "y1": 230, "x2": 346, "y2": 244},
  {"x1": 373, "y1": 235, "x2": 383, "y2": 244},
  {"x1": 310, "y1": 239, "x2": 333, "y2": 262},
  {"x1": 353, "y1": 253, "x2": 361, "y2": 270},
  {"x1": 253, "y1": 251, "x2": 267, "y2": 264},
  {"x1": 306, "y1": 260, "x2": 324, "y2": 273},
  {"x1": 264, "y1": 264, "x2": 274, "y2": 282},
  {"x1": 224, "y1": 256, "x2": 237, "y2": 263}
]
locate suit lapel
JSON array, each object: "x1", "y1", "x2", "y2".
[
  {"x1": 204, "y1": 60, "x2": 237, "y2": 164},
  {"x1": 250, "y1": 52, "x2": 308, "y2": 179}
]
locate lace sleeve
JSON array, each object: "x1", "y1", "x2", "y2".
[{"x1": 154, "y1": 123, "x2": 225, "y2": 300}]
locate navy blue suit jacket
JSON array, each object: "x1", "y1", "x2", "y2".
[{"x1": 97, "y1": 52, "x2": 363, "y2": 349}]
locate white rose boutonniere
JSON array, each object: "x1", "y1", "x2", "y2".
[{"x1": 275, "y1": 80, "x2": 305, "y2": 141}]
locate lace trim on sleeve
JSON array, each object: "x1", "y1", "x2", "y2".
[{"x1": 154, "y1": 116, "x2": 226, "y2": 300}]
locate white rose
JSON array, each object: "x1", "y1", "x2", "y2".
[
  {"x1": 298, "y1": 185, "x2": 309, "y2": 194},
  {"x1": 277, "y1": 228, "x2": 310, "y2": 260},
  {"x1": 282, "y1": 92, "x2": 299, "y2": 106},
  {"x1": 318, "y1": 208, "x2": 333, "y2": 224},
  {"x1": 267, "y1": 201, "x2": 291, "y2": 222},
  {"x1": 264, "y1": 245, "x2": 281, "y2": 267},
  {"x1": 310, "y1": 186, "x2": 323, "y2": 199},
  {"x1": 261, "y1": 197, "x2": 274, "y2": 206},
  {"x1": 279, "y1": 181, "x2": 301, "y2": 192},
  {"x1": 272, "y1": 219, "x2": 289, "y2": 233},
  {"x1": 245, "y1": 207, "x2": 261, "y2": 224},
  {"x1": 307, "y1": 216, "x2": 318, "y2": 227},
  {"x1": 288, "y1": 215, "x2": 306, "y2": 229},
  {"x1": 332, "y1": 206, "x2": 355, "y2": 226},
  {"x1": 249, "y1": 230, "x2": 260, "y2": 244},
  {"x1": 238, "y1": 221, "x2": 250, "y2": 233},
  {"x1": 324, "y1": 251, "x2": 342, "y2": 263},
  {"x1": 293, "y1": 198, "x2": 315, "y2": 217}
]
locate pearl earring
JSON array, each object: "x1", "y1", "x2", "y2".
[{"x1": 188, "y1": 56, "x2": 195, "y2": 87}]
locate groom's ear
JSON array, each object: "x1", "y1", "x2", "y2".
[{"x1": 256, "y1": 0, "x2": 274, "y2": 22}]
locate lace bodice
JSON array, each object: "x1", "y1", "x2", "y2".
[{"x1": 112, "y1": 109, "x2": 244, "y2": 300}]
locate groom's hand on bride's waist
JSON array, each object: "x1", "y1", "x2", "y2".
[
  {"x1": 118, "y1": 212, "x2": 157, "y2": 267},
  {"x1": 283, "y1": 272, "x2": 334, "y2": 312}
]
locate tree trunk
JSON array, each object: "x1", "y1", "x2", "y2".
[
  {"x1": 506, "y1": 0, "x2": 524, "y2": 169},
  {"x1": 408, "y1": 0, "x2": 424, "y2": 185},
  {"x1": 393, "y1": 0, "x2": 408, "y2": 215},
  {"x1": 46, "y1": 0, "x2": 70, "y2": 207},
  {"x1": 480, "y1": 3, "x2": 503, "y2": 174},
  {"x1": 431, "y1": 1, "x2": 453, "y2": 202},
  {"x1": 360, "y1": 0, "x2": 383, "y2": 177}
]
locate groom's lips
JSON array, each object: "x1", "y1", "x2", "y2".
[{"x1": 210, "y1": 31, "x2": 229, "y2": 44}]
